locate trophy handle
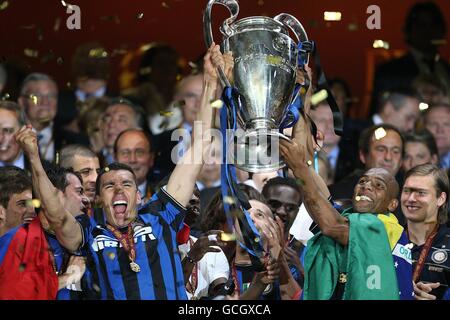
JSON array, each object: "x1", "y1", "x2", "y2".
[
  {"x1": 274, "y1": 13, "x2": 310, "y2": 66},
  {"x1": 203, "y1": 0, "x2": 239, "y2": 87}
]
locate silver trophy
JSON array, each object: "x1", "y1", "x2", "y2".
[{"x1": 204, "y1": 0, "x2": 310, "y2": 173}]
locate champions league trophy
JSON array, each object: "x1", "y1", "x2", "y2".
[{"x1": 203, "y1": 0, "x2": 311, "y2": 173}]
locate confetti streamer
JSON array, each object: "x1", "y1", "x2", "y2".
[
  {"x1": 310, "y1": 89, "x2": 328, "y2": 106},
  {"x1": 220, "y1": 233, "x2": 236, "y2": 242},
  {"x1": 54, "y1": 18, "x2": 61, "y2": 32},
  {"x1": 210, "y1": 99, "x2": 224, "y2": 109},
  {"x1": 374, "y1": 127, "x2": 387, "y2": 140},
  {"x1": 24, "y1": 48, "x2": 39, "y2": 58},
  {"x1": 137, "y1": 12, "x2": 144, "y2": 19},
  {"x1": 161, "y1": 2, "x2": 170, "y2": 9}
]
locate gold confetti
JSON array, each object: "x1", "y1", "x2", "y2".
[
  {"x1": 104, "y1": 167, "x2": 110, "y2": 172},
  {"x1": 30, "y1": 94, "x2": 38, "y2": 105},
  {"x1": 108, "y1": 252, "x2": 116, "y2": 260},
  {"x1": 93, "y1": 284, "x2": 101, "y2": 292},
  {"x1": 306, "y1": 160, "x2": 313, "y2": 166},
  {"x1": 139, "y1": 66, "x2": 152, "y2": 76},
  {"x1": 1, "y1": 93, "x2": 10, "y2": 100},
  {"x1": 161, "y1": 2, "x2": 170, "y2": 9},
  {"x1": 224, "y1": 196, "x2": 235, "y2": 205},
  {"x1": 24, "y1": 48, "x2": 39, "y2": 58},
  {"x1": 32, "y1": 199, "x2": 41, "y2": 208},
  {"x1": 374, "y1": 127, "x2": 387, "y2": 140},
  {"x1": 419, "y1": 102, "x2": 429, "y2": 111},
  {"x1": 311, "y1": 89, "x2": 328, "y2": 106},
  {"x1": 220, "y1": 233, "x2": 236, "y2": 242},
  {"x1": 210, "y1": 99, "x2": 224, "y2": 109},
  {"x1": 137, "y1": 12, "x2": 144, "y2": 19},
  {"x1": 61, "y1": 0, "x2": 67, "y2": 6},
  {"x1": 89, "y1": 48, "x2": 108, "y2": 58},
  {"x1": 0, "y1": 1, "x2": 9, "y2": 10},
  {"x1": 355, "y1": 195, "x2": 361, "y2": 202},
  {"x1": 373, "y1": 40, "x2": 390, "y2": 50},
  {"x1": 324, "y1": 11, "x2": 342, "y2": 21},
  {"x1": 159, "y1": 110, "x2": 174, "y2": 117},
  {"x1": 254, "y1": 237, "x2": 260, "y2": 243}
]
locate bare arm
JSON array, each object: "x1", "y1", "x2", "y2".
[
  {"x1": 15, "y1": 126, "x2": 83, "y2": 252},
  {"x1": 280, "y1": 68, "x2": 349, "y2": 246},
  {"x1": 166, "y1": 44, "x2": 225, "y2": 206}
]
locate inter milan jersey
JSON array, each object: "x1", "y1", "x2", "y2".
[
  {"x1": 46, "y1": 230, "x2": 94, "y2": 300},
  {"x1": 78, "y1": 188, "x2": 187, "y2": 300},
  {"x1": 411, "y1": 225, "x2": 450, "y2": 300}
]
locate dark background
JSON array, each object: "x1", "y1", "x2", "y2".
[{"x1": 1, "y1": 0, "x2": 449, "y2": 118}]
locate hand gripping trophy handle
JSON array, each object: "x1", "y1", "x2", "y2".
[
  {"x1": 273, "y1": 13, "x2": 310, "y2": 66},
  {"x1": 203, "y1": 0, "x2": 239, "y2": 88}
]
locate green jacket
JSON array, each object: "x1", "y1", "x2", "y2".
[{"x1": 303, "y1": 209, "x2": 400, "y2": 300}]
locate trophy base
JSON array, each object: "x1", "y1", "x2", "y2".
[{"x1": 229, "y1": 129, "x2": 290, "y2": 173}]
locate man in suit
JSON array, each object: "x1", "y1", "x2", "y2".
[
  {"x1": 0, "y1": 101, "x2": 28, "y2": 169},
  {"x1": 18, "y1": 73, "x2": 89, "y2": 163}
]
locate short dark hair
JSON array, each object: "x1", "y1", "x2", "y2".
[
  {"x1": 377, "y1": 87, "x2": 420, "y2": 114},
  {"x1": 95, "y1": 162, "x2": 137, "y2": 195},
  {"x1": 0, "y1": 166, "x2": 32, "y2": 208},
  {"x1": 359, "y1": 124, "x2": 405, "y2": 157},
  {"x1": 404, "y1": 163, "x2": 449, "y2": 224},
  {"x1": 113, "y1": 128, "x2": 153, "y2": 156},
  {"x1": 404, "y1": 129, "x2": 439, "y2": 160},
  {"x1": 261, "y1": 177, "x2": 302, "y2": 204},
  {"x1": 138, "y1": 44, "x2": 179, "y2": 83},
  {"x1": 43, "y1": 162, "x2": 82, "y2": 193}
]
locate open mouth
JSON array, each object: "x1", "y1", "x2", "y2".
[
  {"x1": 355, "y1": 195, "x2": 373, "y2": 202},
  {"x1": 0, "y1": 145, "x2": 10, "y2": 151},
  {"x1": 112, "y1": 200, "x2": 128, "y2": 215}
]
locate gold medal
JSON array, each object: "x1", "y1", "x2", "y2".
[
  {"x1": 190, "y1": 296, "x2": 198, "y2": 300},
  {"x1": 130, "y1": 261, "x2": 141, "y2": 273}
]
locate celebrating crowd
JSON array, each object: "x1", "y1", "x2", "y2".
[{"x1": 0, "y1": 1, "x2": 449, "y2": 300}]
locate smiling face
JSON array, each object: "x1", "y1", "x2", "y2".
[
  {"x1": 99, "y1": 169, "x2": 141, "y2": 227},
  {"x1": 0, "y1": 109, "x2": 21, "y2": 163},
  {"x1": 353, "y1": 168, "x2": 399, "y2": 214},
  {"x1": 401, "y1": 175, "x2": 446, "y2": 224}
]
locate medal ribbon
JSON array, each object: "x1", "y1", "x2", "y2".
[
  {"x1": 410, "y1": 224, "x2": 439, "y2": 283},
  {"x1": 106, "y1": 224, "x2": 137, "y2": 266}
]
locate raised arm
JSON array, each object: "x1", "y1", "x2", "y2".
[
  {"x1": 15, "y1": 125, "x2": 83, "y2": 252},
  {"x1": 167, "y1": 43, "x2": 227, "y2": 206},
  {"x1": 280, "y1": 69, "x2": 349, "y2": 246}
]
